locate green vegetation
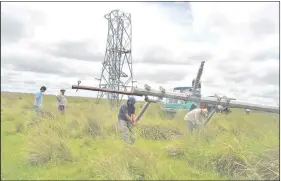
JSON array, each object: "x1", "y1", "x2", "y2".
[{"x1": 1, "y1": 91, "x2": 279, "y2": 180}]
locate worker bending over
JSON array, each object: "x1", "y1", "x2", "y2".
[
  {"x1": 118, "y1": 97, "x2": 136, "y2": 144},
  {"x1": 184, "y1": 108, "x2": 208, "y2": 133},
  {"x1": 56, "y1": 88, "x2": 67, "y2": 114}
]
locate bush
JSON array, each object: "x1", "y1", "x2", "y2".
[
  {"x1": 253, "y1": 148, "x2": 280, "y2": 180},
  {"x1": 165, "y1": 145, "x2": 185, "y2": 158},
  {"x1": 86, "y1": 155, "x2": 132, "y2": 180},
  {"x1": 15, "y1": 122, "x2": 24, "y2": 133},
  {"x1": 83, "y1": 119, "x2": 102, "y2": 137},
  {"x1": 138, "y1": 124, "x2": 183, "y2": 140},
  {"x1": 26, "y1": 119, "x2": 73, "y2": 166},
  {"x1": 27, "y1": 133, "x2": 73, "y2": 165},
  {"x1": 214, "y1": 151, "x2": 248, "y2": 178}
]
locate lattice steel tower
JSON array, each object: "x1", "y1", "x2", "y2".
[{"x1": 96, "y1": 10, "x2": 133, "y2": 108}]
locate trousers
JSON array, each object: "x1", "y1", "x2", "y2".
[
  {"x1": 33, "y1": 105, "x2": 43, "y2": 116},
  {"x1": 118, "y1": 119, "x2": 135, "y2": 144},
  {"x1": 58, "y1": 105, "x2": 65, "y2": 112},
  {"x1": 187, "y1": 121, "x2": 199, "y2": 133}
]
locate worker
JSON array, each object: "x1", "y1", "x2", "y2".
[
  {"x1": 184, "y1": 108, "x2": 208, "y2": 133},
  {"x1": 56, "y1": 88, "x2": 67, "y2": 114},
  {"x1": 33, "y1": 86, "x2": 47, "y2": 117},
  {"x1": 118, "y1": 96, "x2": 136, "y2": 144}
]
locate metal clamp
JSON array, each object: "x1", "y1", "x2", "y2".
[
  {"x1": 76, "y1": 80, "x2": 81, "y2": 92},
  {"x1": 214, "y1": 94, "x2": 222, "y2": 102},
  {"x1": 144, "y1": 96, "x2": 149, "y2": 102},
  {"x1": 144, "y1": 84, "x2": 151, "y2": 91},
  {"x1": 222, "y1": 96, "x2": 236, "y2": 106},
  {"x1": 144, "y1": 96, "x2": 158, "y2": 103},
  {"x1": 159, "y1": 86, "x2": 165, "y2": 93}
]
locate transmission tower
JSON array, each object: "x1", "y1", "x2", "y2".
[{"x1": 96, "y1": 10, "x2": 133, "y2": 108}]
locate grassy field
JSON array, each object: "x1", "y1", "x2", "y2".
[{"x1": 1, "y1": 91, "x2": 280, "y2": 180}]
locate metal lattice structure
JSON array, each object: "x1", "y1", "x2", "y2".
[
  {"x1": 96, "y1": 10, "x2": 133, "y2": 108},
  {"x1": 190, "y1": 61, "x2": 205, "y2": 107}
]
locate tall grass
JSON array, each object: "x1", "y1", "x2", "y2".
[{"x1": 1, "y1": 92, "x2": 279, "y2": 180}]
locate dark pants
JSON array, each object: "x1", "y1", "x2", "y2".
[
  {"x1": 118, "y1": 119, "x2": 135, "y2": 144},
  {"x1": 58, "y1": 105, "x2": 65, "y2": 113}
]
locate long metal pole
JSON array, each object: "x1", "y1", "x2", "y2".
[
  {"x1": 135, "y1": 102, "x2": 151, "y2": 122},
  {"x1": 204, "y1": 108, "x2": 217, "y2": 125},
  {"x1": 72, "y1": 85, "x2": 279, "y2": 113},
  {"x1": 131, "y1": 87, "x2": 279, "y2": 113}
]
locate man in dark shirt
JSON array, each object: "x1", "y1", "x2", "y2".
[{"x1": 118, "y1": 97, "x2": 136, "y2": 144}]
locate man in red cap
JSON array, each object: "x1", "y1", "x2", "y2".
[{"x1": 184, "y1": 108, "x2": 208, "y2": 133}]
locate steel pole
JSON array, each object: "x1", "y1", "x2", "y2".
[{"x1": 72, "y1": 85, "x2": 279, "y2": 113}]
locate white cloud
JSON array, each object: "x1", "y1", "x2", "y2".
[{"x1": 1, "y1": 2, "x2": 279, "y2": 106}]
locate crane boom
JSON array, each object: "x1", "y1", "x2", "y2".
[{"x1": 192, "y1": 61, "x2": 205, "y2": 93}]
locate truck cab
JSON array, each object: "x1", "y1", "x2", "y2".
[{"x1": 162, "y1": 86, "x2": 200, "y2": 112}]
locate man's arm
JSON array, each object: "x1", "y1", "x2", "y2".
[
  {"x1": 194, "y1": 111, "x2": 199, "y2": 123},
  {"x1": 198, "y1": 112, "x2": 208, "y2": 125},
  {"x1": 56, "y1": 95, "x2": 61, "y2": 102},
  {"x1": 121, "y1": 105, "x2": 133, "y2": 123},
  {"x1": 130, "y1": 106, "x2": 136, "y2": 123},
  {"x1": 125, "y1": 114, "x2": 133, "y2": 123},
  {"x1": 194, "y1": 110, "x2": 204, "y2": 124},
  {"x1": 131, "y1": 114, "x2": 136, "y2": 123}
]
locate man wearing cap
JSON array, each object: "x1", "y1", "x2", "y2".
[
  {"x1": 184, "y1": 108, "x2": 208, "y2": 133},
  {"x1": 56, "y1": 88, "x2": 67, "y2": 114},
  {"x1": 118, "y1": 97, "x2": 136, "y2": 144}
]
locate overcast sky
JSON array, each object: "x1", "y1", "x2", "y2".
[{"x1": 1, "y1": 2, "x2": 279, "y2": 106}]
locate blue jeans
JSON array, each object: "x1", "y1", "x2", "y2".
[
  {"x1": 33, "y1": 105, "x2": 43, "y2": 117},
  {"x1": 118, "y1": 119, "x2": 135, "y2": 144}
]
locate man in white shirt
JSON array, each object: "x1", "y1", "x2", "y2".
[
  {"x1": 56, "y1": 88, "x2": 67, "y2": 114},
  {"x1": 184, "y1": 108, "x2": 208, "y2": 133}
]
